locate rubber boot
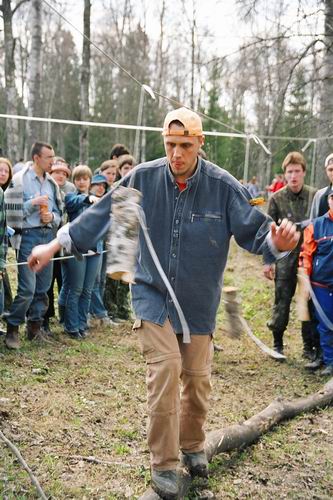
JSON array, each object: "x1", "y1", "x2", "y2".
[
  {"x1": 301, "y1": 323, "x2": 314, "y2": 360},
  {"x1": 272, "y1": 330, "x2": 284, "y2": 355},
  {"x1": 5, "y1": 324, "x2": 20, "y2": 349}
]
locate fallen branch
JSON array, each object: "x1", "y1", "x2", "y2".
[
  {"x1": 205, "y1": 376, "x2": 333, "y2": 460},
  {"x1": 68, "y1": 454, "x2": 137, "y2": 468},
  {"x1": 139, "y1": 377, "x2": 333, "y2": 499},
  {"x1": 0, "y1": 429, "x2": 48, "y2": 500}
]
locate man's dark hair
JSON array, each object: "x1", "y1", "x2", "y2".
[
  {"x1": 31, "y1": 142, "x2": 53, "y2": 160},
  {"x1": 110, "y1": 143, "x2": 130, "y2": 159},
  {"x1": 168, "y1": 119, "x2": 184, "y2": 129}
]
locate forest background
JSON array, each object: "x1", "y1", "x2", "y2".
[{"x1": 1, "y1": 0, "x2": 333, "y2": 188}]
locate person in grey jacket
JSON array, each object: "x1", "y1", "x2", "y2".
[{"x1": 28, "y1": 108, "x2": 299, "y2": 499}]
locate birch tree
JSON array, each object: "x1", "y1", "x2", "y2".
[
  {"x1": 26, "y1": 0, "x2": 42, "y2": 148},
  {"x1": 317, "y1": 0, "x2": 333, "y2": 185},
  {"x1": 79, "y1": 0, "x2": 91, "y2": 164},
  {"x1": 0, "y1": 0, "x2": 28, "y2": 161}
]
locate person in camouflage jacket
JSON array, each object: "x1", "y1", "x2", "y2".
[{"x1": 264, "y1": 151, "x2": 317, "y2": 357}]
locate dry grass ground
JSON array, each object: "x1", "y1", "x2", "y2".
[{"x1": 0, "y1": 241, "x2": 333, "y2": 499}]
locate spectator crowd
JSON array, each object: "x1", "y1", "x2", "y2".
[{"x1": 0, "y1": 142, "x2": 135, "y2": 348}]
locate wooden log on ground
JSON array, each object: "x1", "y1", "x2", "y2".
[
  {"x1": 139, "y1": 377, "x2": 333, "y2": 499},
  {"x1": 205, "y1": 376, "x2": 333, "y2": 460}
]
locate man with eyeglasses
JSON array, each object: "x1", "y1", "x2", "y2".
[{"x1": 4, "y1": 142, "x2": 62, "y2": 349}]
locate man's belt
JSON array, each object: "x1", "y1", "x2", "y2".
[{"x1": 14, "y1": 226, "x2": 54, "y2": 234}]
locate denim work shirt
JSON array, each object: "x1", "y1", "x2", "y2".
[
  {"x1": 23, "y1": 167, "x2": 61, "y2": 229},
  {"x1": 63, "y1": 157, "x2": 277, "y2": 334}
]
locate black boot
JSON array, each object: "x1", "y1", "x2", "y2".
[
  {"x1": 305, "y1": 347, "x2": 323, "y2": 370},
  {"x1": 301, "y1": 324, "x2": 315, "y2": 360},
  {"x1": 272, "y1": 330, "x2": 284, "y2": 355}
]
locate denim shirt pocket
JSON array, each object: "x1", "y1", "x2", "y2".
[
  {"x1": 191, "y1": 212, "x2": 223, "y2": 223},
  {"x1": 188, "y1": 212, "x2": 225, "y2": 254}
]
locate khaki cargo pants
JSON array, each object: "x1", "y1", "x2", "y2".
[{"x1": 133, "y1": 318, "x2": 214, "y2": 470}]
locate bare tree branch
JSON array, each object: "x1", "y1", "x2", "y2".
[
  {"x1": 12, "y1": 0, "x2": 30, "y2": 17},
  {"x1": 0, "y1": 429, "x2": 48, "y2": 500}
]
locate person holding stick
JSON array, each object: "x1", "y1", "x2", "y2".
[{"x1": 28, "y1": 108, "x2": 299, "y2": 499}]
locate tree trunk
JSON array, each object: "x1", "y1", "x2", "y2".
[
  {"x1": 26, "y1": 0, "x2": 42, "y2": 148},
  {"x1": 190, "y1": 1, "x2": 196, "y2": 109},
  {"x1": 79, "y1": 0, "x2": 91, "y2": 164},
  {"x1": 317, "y1": 0, "x2": 333, "y2": 186},
  {"x1": 139, "y1": 377, "x2": 333, "y2": 499},
  {"x1": 2, "y1": 0, "x2": 20, "y2": 161}
]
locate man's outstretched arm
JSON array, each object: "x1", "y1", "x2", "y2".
[{"x1": 28, "y1": 238, "x2": 61, "y2": 272}]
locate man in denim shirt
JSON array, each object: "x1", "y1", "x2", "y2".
[
  {"x1": 29, "y1": 109, "x2": 299, "y2": 499},
  {"x1": 5, "y1": 142, "x2": 62, "y2": 349}
]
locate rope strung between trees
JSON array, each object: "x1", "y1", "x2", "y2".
[{"x1": 0, "y1": 113, "x2": 250, "y2": 139}]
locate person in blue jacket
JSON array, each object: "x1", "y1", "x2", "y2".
[
  {"x1": 300, "y1": 190, "x2": 333, "y2": 376},
  {"x1": 62, "y1": 165, "x2": 101, "y2": 339},
  {"x1": 29, "y1": 108, "x2": 300, "y2": 499}
]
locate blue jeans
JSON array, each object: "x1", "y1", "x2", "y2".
[
  {"x1": 7, "y1": 228, "x2": 54, "y2": 326},
  {"x1": 58, "y1": 261, "x2": 69, "y2": 308},
  {"x1": 313, "y1": 285, "x2": 333, "y2": 366},
  {"x1": 63, "y1": 253, "x2": 102, "y2": 333},
  {"x1": 89, "y1": 254, "x2": 108, "y2": 319},
  {"x1": 100, "y1": 250, "x2": 107, "y2": 299}
]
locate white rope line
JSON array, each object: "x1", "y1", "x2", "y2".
[
  {"x1": 0, "y1": 112, "x2": 325, "y2": 147},
  {"x1": 0, "y1": 113, "x2": 249, "y2": 139},
  {"x1": 239, "y1": 316, "x2": 286, "y2": 360},
  {"x1": 136, "y1": 205, "x2": 191, "y2": 344},
  {"x1": 5, "y1": 250, "x2": 108, "y2": 268}
]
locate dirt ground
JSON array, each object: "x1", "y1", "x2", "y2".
[{"x1": 0, "y1": 241, "x2": 333, "y2": 499}]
